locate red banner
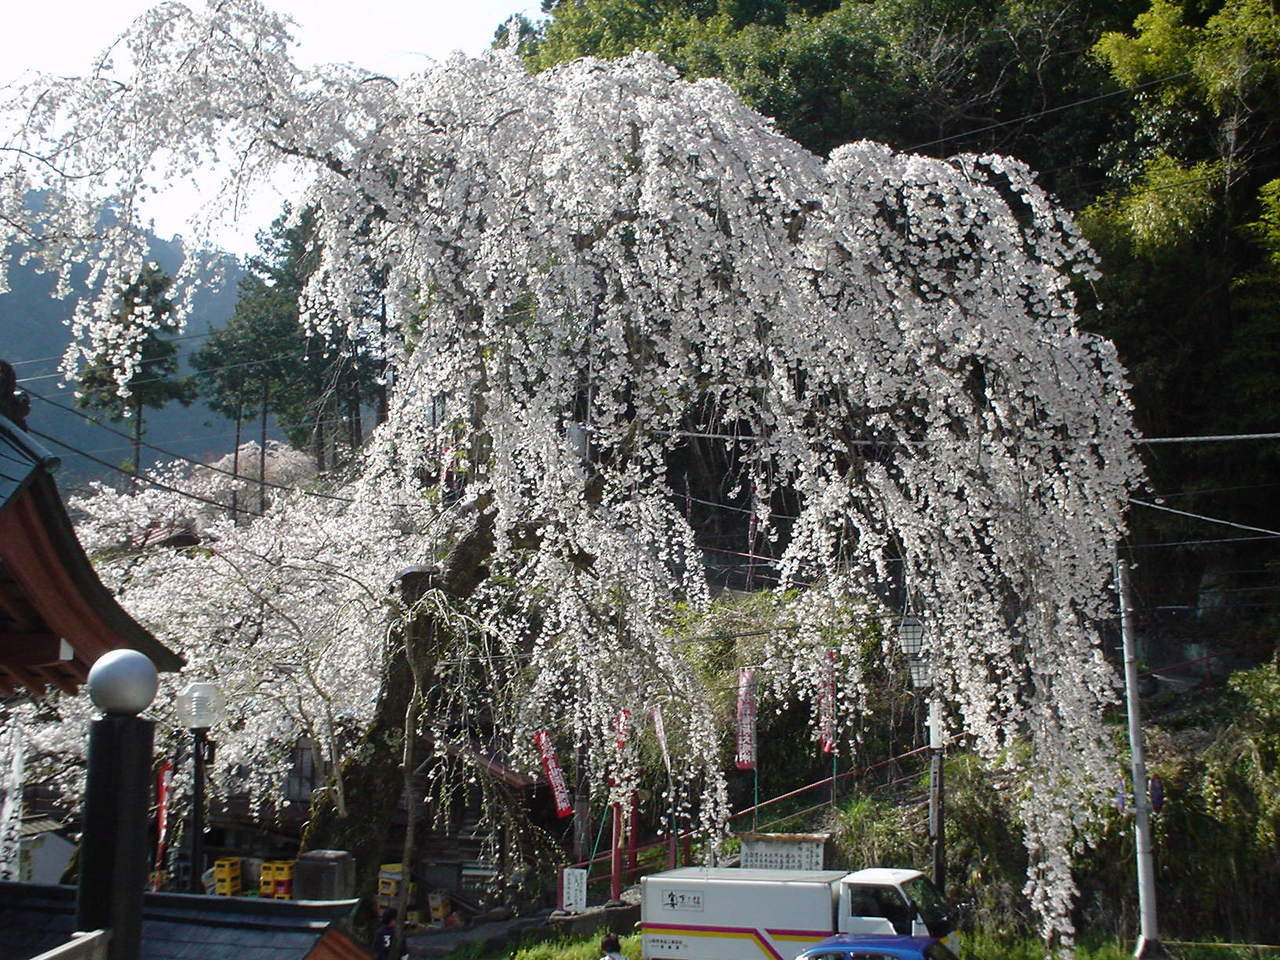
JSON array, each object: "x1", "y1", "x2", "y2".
[
  {"x1": 735, "y1": 668, "x2": 757, "y2": 770},
  {"x1": 154, "y1": 760, "x2": 172, "y2": 888},
  {"x1": 534, "y1": 730, "x2": 573, "y2": 818},
  {"x1": 615, "y1": 708, "x2": 632, "y2": 752}
]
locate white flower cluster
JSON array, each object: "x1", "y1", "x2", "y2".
[{"x1": 0, "y1": 2, "x2": 1141, "y2": 938}]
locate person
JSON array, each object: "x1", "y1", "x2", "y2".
[
  {"x1": 374, "y1": 908, "x2": 409, "y2": 960},
  {"x1": 599, "y1": 933, "x2": 626, "y2": 960}
]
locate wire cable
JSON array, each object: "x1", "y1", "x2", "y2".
[
  {"x1": 25, "y1": 390, "x2": 380, "y2": 507},
  {"x1": 905, "y1": 71, "x2": 1194, "y2": 153},
  {"x1": 1129, "y1": 498, "x2": 1280, "y2": 538},
  {"x1": 27, "y1": 427, "x2": 264, "y2": 518}
]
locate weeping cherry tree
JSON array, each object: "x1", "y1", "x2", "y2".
[{"x1": 0, "y1": 0, "x2": 1142, "y2": 941}]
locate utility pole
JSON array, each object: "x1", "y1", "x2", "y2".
[
  {"x1": 1116, "y1": 557, "x2": 1167, "y2": 959},
  {"x1": 927, "y1": 698, "x2": 945, "y2": 894}
]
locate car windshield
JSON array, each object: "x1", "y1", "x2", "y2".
[{"x1": 901, "y1": 875, "x2": 950, "y2": 928}]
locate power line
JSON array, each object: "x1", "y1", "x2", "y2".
[
  {"x1": 1128, "y1": 498, "x2": 1280, "y2": 539},
  {"x1": 27, "y1": 427, "x2": 263, "y2": 518},
  {"x1": 6, "y1": 329, "x2": 220, "y2": 369},
  {"x1": 30, "y1": 385, "x2": 1280, "y2": 558},
  {"x1": 26, "y1": 390, "x2": 392, "y2": 509},
  {"x1": 1142, "y1": 432, "x2": 1280, "y2": 444},
  {"x1": 16, "y1": 347, "x2": 312, "y2": 388},
  {"x1": 905, "y1": 71, "x2": 1193, "y2": 153},
  {"x1": 1126, "y1": 534, "x2": 1280, "y2": 549},
  {"x1": 1152, "y1": 482, "x2": 1280, "y2": 500}
]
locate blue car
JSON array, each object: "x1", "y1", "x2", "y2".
[{"x1": 797, "y1": 934, "x2": 959, "y2": 960}]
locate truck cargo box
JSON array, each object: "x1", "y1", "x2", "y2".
[{"x1": 642, "y1": 868, "x2": 846, "y2": 960}]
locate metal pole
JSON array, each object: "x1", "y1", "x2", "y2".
[
  {"x1": 610, "y1": 801, "x2": 623, "y2": 901},
  {"x1": 190, "y1": 727, "x2": 207, "y2": 894},
  {"x1": 573, "y1": 743, "x2": 590, "y2": 863},
  {"x1": 927, "y1": 698, "x2": 945, "y2": 893},
  {"x1": 1117, "y1": 558, "x2": 1167, "y2": 959},
  {"x1": 627, "y1": 793, "x2": 639, "y2": 883}
]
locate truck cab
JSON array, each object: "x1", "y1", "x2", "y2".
[{"x1": 837, "y1": 869, "x2": 954, "y2": 940}]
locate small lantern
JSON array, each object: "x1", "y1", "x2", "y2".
[
  {"x1": 898, "y1": 616, "x2": 931, "y2": 690},
  {"x1": 174, "y1": 682, "x2": 225, "y2": 730},
  {"x1": 897, "y1": 616, "x2": 925, "y2": 659}
]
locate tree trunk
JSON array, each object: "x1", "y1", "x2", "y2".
[
  {"x1": 259, "y1": 380, "x2": 269, "y2": 514},
  {"x1": 231, "y1": 397, "x2": 243, "y2": 522},
  {"x1": 131, "y1": 396, "x2": 143, "y2": 493},
  {"x1": 314, "y1": 409, "x2": 327, "y2": 472},
  {"x1": 376, "y1": 294, "x2": 389, "y2": 425},
  {"x1": 347, "y1": 364, "x2": 363, "y2": 451},
  {"x1": 302, "y1": 505, "x2": 497, "y2": 933},
  {"x1": 390, "y1": 612, "x2": 427, "y2": 960}
]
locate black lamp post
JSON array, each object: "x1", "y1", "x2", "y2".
[
  {"x1": 898, "y1": 615, "x2": 945, "y2": 893},
  {"x1": 77, "y1": 649, "x2": 158, "y2": 960},
  {"x1": 174, "y1": 682, "x2": 225, "y2": 893}
]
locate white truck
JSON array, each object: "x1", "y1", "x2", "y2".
[{"x1": 640, "y1": 867, "x2": 955, "y2": 960}]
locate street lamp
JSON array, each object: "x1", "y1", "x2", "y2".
[
  {"x1": 78, "y1": 650, "x2": 158, "y2": 960},
  {"x1": 897, "y1": 616, "x2": 945, "y2": 893},
  {"x1": 175, "y1": 682, "x2": 225, "y2": 894}
]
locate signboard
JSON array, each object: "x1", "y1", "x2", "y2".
[
  {"x1": 738, "y1": 832, "x2": 828, "y2": 871},
  {"x1": 658, "y1": 887, "x2": 704, "y2": 912},
  {"x1": 560, "y1": 866, "x2": 588, "y2": 913}
]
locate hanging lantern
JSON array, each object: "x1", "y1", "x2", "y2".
[{"x1": 1148, "y1": 775, "x2": 1164, "y2": 814}]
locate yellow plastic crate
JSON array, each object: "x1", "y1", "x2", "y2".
[
  {"x1": 214, "y1": 858, "x2": 242, "y2": 880},
  {"x1": 375, "y1": 881, "x2": 415, "y2": 910},
  {"x1": 428, "y1": 891, "x2": 448, "y2": 920},
  {"x1": 263, "y1": 860, "x2": 295, "y2": 899},
  {"x1": 259, "y1": 861, "x2": 287, "y2": 896}
]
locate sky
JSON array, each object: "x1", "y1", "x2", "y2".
[{"x1": 1, "y1": 0, "x2": 546, "y2": 253}]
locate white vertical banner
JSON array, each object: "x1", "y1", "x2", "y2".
[
  {"x1": 818, "y1": 649, "x2": 836, "y2": 753},
  {"x1": 0, "y1": 720, "x2": 26, "y2": 881},
  {"x1": 650, "y1": 705, "x2": 671, "y2": 774},
  {"x1": 735, "y1": 668, "x2": 757, "y2": 770}
]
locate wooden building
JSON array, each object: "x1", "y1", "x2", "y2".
[{"x1": 0, "y1": 359, "x2": 182, "y2": 694}]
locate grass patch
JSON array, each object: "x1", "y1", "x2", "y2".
[
  {"x1": 447, "y1": 931, "x2": 643, "y2": 960},
  {"x1": 511, "y1": 933, "x2": 642, "y2": 960}
]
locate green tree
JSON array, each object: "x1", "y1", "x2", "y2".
[
  {"x1": 195, "y1": 205, "x2": 385, "y2": 503},
  {"x1": 192, "y1": 268, "x2": 302, "y2": 515},
  {"x1": 77, "y1": 264, "x2": 196, "y2": 487},
  {"x1": 523, "y1": 0, "x2": 1142, "y2": 202},
  {"x1": 1077, "y1": 0, "x2": 1280, "y2": 637}
]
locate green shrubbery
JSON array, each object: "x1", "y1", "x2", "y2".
[{"x1": 822, "y1": 660, "x2": 1280, "y2": 945}]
